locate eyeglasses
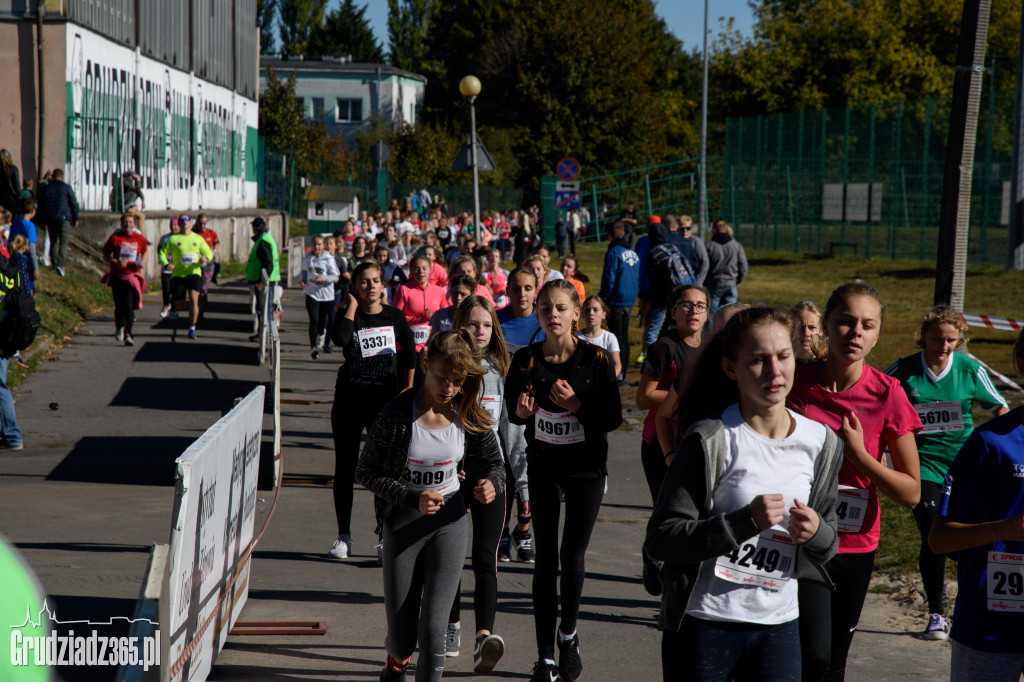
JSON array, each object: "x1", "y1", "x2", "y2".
[{"x1": 674, "y1": 301, "x2": 708, "y2": 313}]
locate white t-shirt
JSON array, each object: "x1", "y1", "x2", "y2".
[
  {"x1": 547, "y1": 269, "x2": 564, "y2": 281},
  {"x1": 577, "y1": 329, "x2": 620, "y2": 354},
  {"x1": 685, "y1": 403, "x2": 825, "y2": 625},
  {"x1": 405, "y1": 417, "x2": 465, "y2": 498}
]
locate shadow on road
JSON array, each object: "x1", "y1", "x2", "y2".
[{"x1": 47, "y1": 435, "x2": 196, "y2": 485}]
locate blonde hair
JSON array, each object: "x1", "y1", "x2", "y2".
[
  {"x1": 9, "y1": 234, "x2": 27, "y2": 253},
  {"x1": 422, "y1": 330, "x2": 491, "y2": 434},
  {"x1": 453, "y1": 295, "x2": 510, "y2": 378},
  {"x1": 915, "y1": 305, "x2": 968, "y2": 349}
]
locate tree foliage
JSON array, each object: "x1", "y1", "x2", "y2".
[
  {"x1": 308, "y1": 0, "x2": 384, "y2": 62},
  {"x1": 401, "y1": 0, "x2": 695, "y2": 192},
  {"x1": 387, "y1": 0, "x2": 439, "y2": 73},
  {"x1": 257, "y1": 0, "x2": 277, "y2": 53},
  {"x1": 710, "y1": 0, "x2": 1022, "y2": 118},
  {"x1": 278, "y1": 0, "x2": 329, "y2": 57}
]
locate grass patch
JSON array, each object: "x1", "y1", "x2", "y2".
[
  {"x1": 558, "y1": 241, "x2": 1024, "y2": 575},
  {"x1": 9, "y1": 266, "x2": 110, "y2": 388}
]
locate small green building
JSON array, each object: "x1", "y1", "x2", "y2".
[{"x1": 305, "y1": 185, "x2": 360, "y2": 235}]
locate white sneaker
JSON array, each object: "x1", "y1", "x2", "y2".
[
  {"x1": 923, "y1": 613, "x2": 949, "y2": 641},
  {"x1": 316, "y1": 332, "x2": 326, "y2": 350},
  {"x1": 159, "y1": 305, "x2": 170, "y2": 319},
  {"x1": 328, "y1": 534, "x2": 352, "y2": 559},
  {"x1": 115, "y1": 328, "x2": 124, "y2": 342}
]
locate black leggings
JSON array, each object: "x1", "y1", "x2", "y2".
[
  {"x1": 529, "y1": 470, "x2": 605, "y2": 660},
  {"x1": 448, "y1": 480, "x2": 508, "y2": 633},
  {"x1": 798, "y1": 551, "x2": 876, "y2": 682},
  {"x1": 331, "y1": 394, "x2": 388, "y2": 536},
  {"x1": 160, "y1": 272, "x2": 172, "y2": 307},
  {"x1": 640, "y1": 437, "x2": 668, "y2": 505},
  {"x1": 912, "y1": 480, "x2": 946, "y2": 615},
  {"x1": 305, "y1": 296, "x2": 332, "y2": 347},
  {"x1": 111, "y1": 277, "x2": 138, "y2": 336}
]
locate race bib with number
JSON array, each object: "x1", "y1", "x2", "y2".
[
  {"x1": 180, "y1": 253, "x2": 198, "y2": 266},
  {"x1": 534, "y1": 408, "x2": 585, "y2": 445},
  {"x1": 914, "y1": 400, "x2": 964, "y2": 434},
  {"x1": 119, "y1": 242, "x2": 138, "y2": 262},
  {"x1": 714, "y1": 531, "x2": 796, "y2": 591},
  {"x1": 835, "y1": 485, "x2": 870, "y2": 533},
  {"x1": 481, "y1": 395, "x2": 501, "y2": 426},
  {"x1": 411, "y1": 324, "x2": 431, "y2": 346},
  {"x1": 987, "y1": 551, "x2": 1024, "y2": 612},
  {"x1": 357, "y1": 326, "x2": 396, "y2": 358},
  {"x1": 403, "y1": 458, "x2": 459, "y2": 496}
]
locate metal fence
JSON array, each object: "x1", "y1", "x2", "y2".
[{"x1": 722, "y1": 90, "x2": 1016, "y2": 262}]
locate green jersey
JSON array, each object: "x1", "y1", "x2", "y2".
[
  {"x1": 885, "y1": 351, "x2": 1007, "y2": 485},
  {"x1": 160, "y1": 232, "x2": 213, "y2": 278}
]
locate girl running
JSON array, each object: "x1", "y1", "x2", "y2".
[
  {"x1": 392, "y1": 254, "x2": 448, "y2": 353},
  {"x1": 577, "y1": 295, "x2": 622, "y2": 379},
  {"x1": 559, "y1": 256, "x2": 588, "y2": 303},
  {"x1": 635, "y1": 285, "x2": 709, "y2": 595},
  {"x1": 444, "y1": 296, "x2": 523, "y2": 673},
  {"x1": 449, "y1": 255, "x2": 495, "y2": 303},
  {"x1": 646, "y1": 307, "x2": 843, "y2": 682},
  {"x1": 929, "y1": 329, "x2": 1024, "y2": 680},
  {"x1": 787, "y1": 282, "x2": 922, "y2": 682},
  {"x1": 428, "y1": 274, "x2": 476, "y2": 338},
  {"x1": 328, "y1": 262, "x2": 417, "y2": 560},
  {"x1": 505, "y1": 279, "x2": 623, "y2": 682},
  {"x1": 885, "y1": 305, "x2": 1008, "y2": 640},
  {"x1": 483, "y1": 248, "x2": 509, "y2": 309},
  {"x1": 301, "y1": 235, "x2": 340, "y2": 359},
  {"x1": 791, "y1": 301, "x2": 823, "y2": 362},
  {"x1": 357, "y1": 330, "x2": 505, "y2": 682}
]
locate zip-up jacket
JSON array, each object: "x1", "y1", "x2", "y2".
[
  {"x1": 356, "y1": 387, "x2": 506, "y2": 533},
  {"x1": 644, "y1": 414, "x2": 843, "y2": 632},
  {"x1": 598, "y1": 237, "x2": 639, "y2": 307}
]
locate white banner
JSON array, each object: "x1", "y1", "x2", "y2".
[{"x1": 161, "y1": 387, "x2": 265, "y2": 682}]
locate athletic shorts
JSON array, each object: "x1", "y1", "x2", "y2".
[{"x1": 171, "y1": 274, "x2": 202, "y2": 299}]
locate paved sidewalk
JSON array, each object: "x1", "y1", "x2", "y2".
[{"x1": 0, "y1": 282, "x2": 951, "y2": 681}]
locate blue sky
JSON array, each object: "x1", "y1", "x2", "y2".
[{"x1": 348, "y1": 1, "x2": 756, "y2": 57}]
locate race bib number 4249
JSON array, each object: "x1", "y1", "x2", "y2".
[{"x1": 714, "y1": 531, "x2": 796, "y2": 591}]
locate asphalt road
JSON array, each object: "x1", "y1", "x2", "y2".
[{"x1": 0, "y1": 281, "x2": 952, "y2": 681}]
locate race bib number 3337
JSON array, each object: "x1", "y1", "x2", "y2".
[{"x1": 357, "y1": 326, "x2": 396, "y2": 358}]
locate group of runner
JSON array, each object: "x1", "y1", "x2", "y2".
[{"x1": 305, "y1": 210, "x2": 1021, "y2": 682}]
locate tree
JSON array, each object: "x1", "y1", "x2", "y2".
[
  {"x1": 308, "y1": 0, "x2": 384, "y2": 62},
  {"x1": 278, "y1": 0, "x2": 328, "y2": 57},
  {"x1": 387, "y1": 0, "x2": 437, "y2": 72},
  {"x1": 259, "y1": 67, "x2": 305, "y2": 154},
  {"x1": 257, "y1": 0, "x2": 277, "y2": 53}
]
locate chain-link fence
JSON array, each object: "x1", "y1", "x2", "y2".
[{"x1": 722, "y1": 90, "x2": 1015, "y2": 262}]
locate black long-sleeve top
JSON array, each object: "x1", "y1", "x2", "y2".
[
  {"x1": 504, "y1": 340, "x2": 622, "y2": 478},
  {"x1": 331, "y1": 305, "x2": 416, "y2": 401}
]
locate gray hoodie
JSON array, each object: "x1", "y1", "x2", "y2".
[{"x1": 482, "y1": 357, "x2": 529, "y2": 502}]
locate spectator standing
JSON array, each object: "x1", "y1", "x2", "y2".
[
  {"x1": 598, "y1": 220, "x2": 639, "y2": 386},
  {"x1": 619, "y1": 201, "x2": 639, "y2": 247},
  {"x1": 8, "y1": 236, "x2": 32, "y2": 296},
  {"x1": 246, "y1": 217, "x2": 280, "y2": 341},
  {"x1": 0, "y1": 150, "x2": 21, "y2": 216},
  {"x1": 0, "y1": 263, "x2": 23, "y2": 449},
  {"x1": 673, "y1": 215, "x2": 708, "y2": 285},
  {"x1": 9, "y1": 198, "x2": 38, "y2": 284},
  {"x1": 704, "y1": 219, "x2": 748, "y2": 318},
  {"x1": 554, "y1": 213, "x2": 568, "y2": 258},
  {"x1": 38, "y1": 169, "x2": 79, "y2": 277}
]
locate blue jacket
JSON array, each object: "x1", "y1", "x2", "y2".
[
  {"x1": 599, "y1": 237, "x2": 639, "y2": 307},
  {"x1": 39, "y1": 180, "x2": 79, "y2": 224}
]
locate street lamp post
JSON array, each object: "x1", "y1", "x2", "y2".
[{"x1": 459, "y1": 75, "x2": 482, "y2": 243}]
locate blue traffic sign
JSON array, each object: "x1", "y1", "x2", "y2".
[{"x1": 556, "y1": 157, "x2": 580, "y2": 181}]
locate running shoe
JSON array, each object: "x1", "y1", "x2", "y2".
[
  {"x1": 634, "y1": 352, "x2": 645, "y2": 366},
  {"x1": 512, "y1": 527, "x2": 535, "y2": 563},
  {"x1": 124, "y1": 334, "x2": 135, "y2": 347},
  {"x1": 498, "y1": 532, "x2": 512, "y2": 562},
  {"x1": 474, "y1": 633, "x2": 505, "y2": 673},
  {"x1": 12, "y1": 352, "x2": 29, "y2": 369},
  {"x1": 160, "y1": 305, "x2": 170, "y2": 319},
  {"x1": 115, "y1": 327, "x2": 124, "y2": 342},
  {"x1": 322, "y1": 345, "x2": 334, "y2": 354},
  {"x1": 530, "y1": 659, "x2": 560, "y2": 682},
  {"x1": 641, "y1": 547, "x2": 662, "y2": 596},
  {"x1": 445, "y1": 623, "x2": 461, "y2": 657},
  {"x1": 311, "y1": 347, "x2": 319, "y2": 360},
  {"x1": 557, "y1": 634, "x2": 583, "y2": 681},
  {"x1": 923, "y1": 613, "x2": 949, "y2": 641},
  {"x1": 0, "y1": 441, "x2": 24, "y2": 451},
  {"x1": 379, "y1": 656, "x2": 408, "y2": 682},
  {"x1": 188, "y1": 328, "x2": 198, "y2": 340},
  {"x1": 328, "y1": 534, "x2": 352, "y2": 559}
]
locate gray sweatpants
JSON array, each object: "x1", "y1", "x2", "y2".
[{"x1": 383, "y1": 496, "x2": 468, "y2": 682}]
